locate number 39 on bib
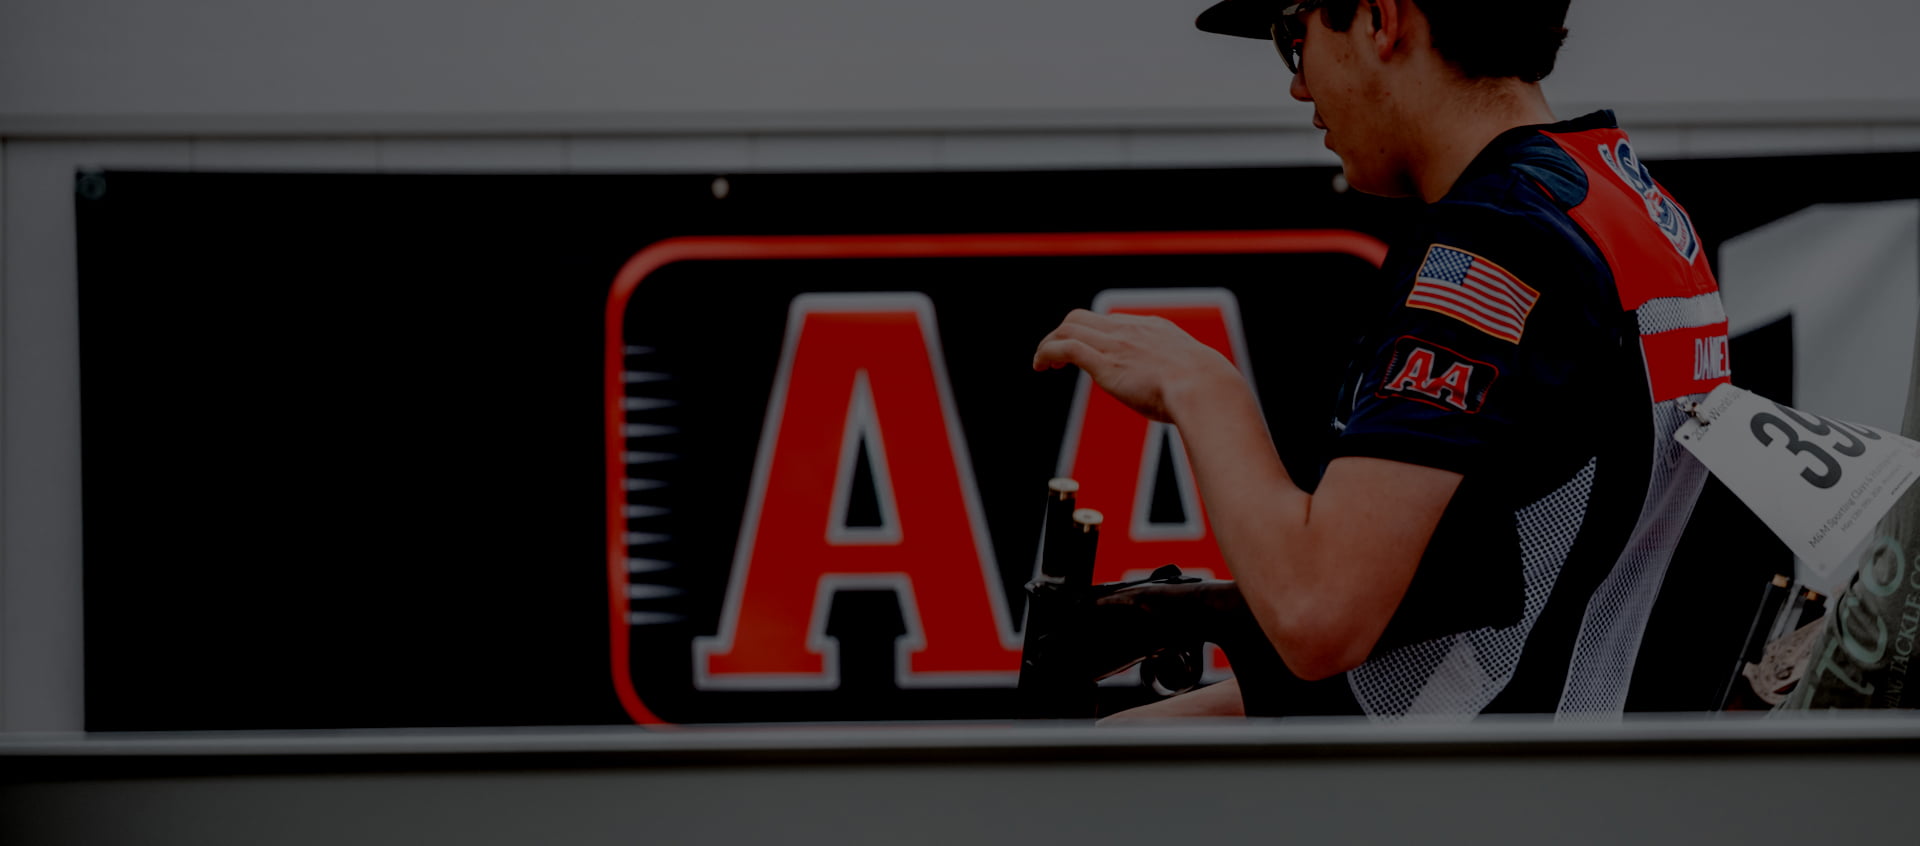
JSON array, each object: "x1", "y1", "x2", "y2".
[{"x1": 1676, "y1": 383, "x2": 1920, "y2": 577}]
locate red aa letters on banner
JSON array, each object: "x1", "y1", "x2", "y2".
[
  {"x1": 1058, "y1": 290, "x2": 1255, "y2": 674},
  {"x1": 1058, "y1": 290, "x2": 1251, "y2": 585},
  {"x1": 697, "y1": 289, "x2": 1256, "y2": 689},
  {"x1": 694, "y1": 294, "x2": 1020, "y2": 689}
]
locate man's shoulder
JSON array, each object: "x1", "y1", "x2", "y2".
[
  {"x1": 1422, "y1": 112, "x2": 1665, "y2": 258},
  {"x1": 1409, "y1": 145, "x2": 1610, "y2": 302},
  {"x1": 1449, "y1": 128, "x2": 1593, "y2": 215}
]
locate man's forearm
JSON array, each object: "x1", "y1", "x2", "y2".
[
  {"x1": 1030, "y1": 310, "x2": 1456, "y2": 682},
  {"x1": 1162, "y1": 370, "x2": 1457, "y2": 681},
  {"x1": 1162, "y1": 370, "x2": 1327, "y2": 674}
]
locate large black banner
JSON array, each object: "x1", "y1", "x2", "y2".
[{"x1": 76, "y1": 152, "x2": 1920, "y2": 730}]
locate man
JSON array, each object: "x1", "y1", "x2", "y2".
[{"x1": 1033, "y1": 0, "x2": 1730, "y2": 718}]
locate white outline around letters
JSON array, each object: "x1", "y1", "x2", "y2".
[
  {"x1": 692, "y1": 293, "x2": 1020, "y2": 691},
  {"x1": 1053, "y1": 288, "x2": 1261, "y2": 542}
]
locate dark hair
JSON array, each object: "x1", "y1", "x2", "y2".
[{"x1": 1323, "y1": 0, "x2": 1572, "y2": 83}]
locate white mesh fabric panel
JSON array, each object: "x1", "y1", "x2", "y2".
[
  {"x1": 1636, "y1": 294, "x2": 1727, "y2": 336},
  {"x1": 1556, "y1": 401, "x2": 1708, "y2": 717},
  {"x1": 1348, "y1": 457, "x2": 1598, "y2": 719}
]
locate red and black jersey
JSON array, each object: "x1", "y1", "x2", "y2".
[{"x1": 1246, "y1": 111, "x2": 1730, "y2": 718}]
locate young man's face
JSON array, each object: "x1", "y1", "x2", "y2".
[{"x1": 1288, "y1": 3, "x2": 1415, "y2": 198}]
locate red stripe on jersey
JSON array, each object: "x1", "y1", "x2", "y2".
[
  {"x1": 1544, "y1": 126, "x2": 1727, "y2": 401},
  {"x1": 1544, "y1": 128, "x2": 1720, "y2": 312},
  {"x1": 1641, "y1": 322, "x2": 1732, "y2": 403}
]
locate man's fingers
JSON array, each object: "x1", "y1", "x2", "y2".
[
  {"x1": 1032, "y1": 338, "x2": 1100, "y2": 372},
  {"x1": 1036, "y1": 319, "x2": 1113, "y2": 359},
  {"x1": 1063, "y1": 308, "x2": 1133, "y2": 332},
  {"x1": 1034, "y1": 308, "x2": 1146, "y2": 371},
  {"x1": 1065, "y1": 309, "x2": 1160, "y2": 330}
]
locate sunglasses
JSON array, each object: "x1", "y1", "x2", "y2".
[{"x1": 1271, "y1": 0, "x2": 1330, "y2": 76}]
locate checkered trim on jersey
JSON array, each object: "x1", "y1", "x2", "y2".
[
  {"x1": 1347, "y1": 457, "x2": 1598, "y2": 719},
  {"x1": 1635, "y1": 293, "x2": 1727, "y2": 336}
]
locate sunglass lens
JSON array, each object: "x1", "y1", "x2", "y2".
[
  {"x1": 1270, "y1": 24, "x2": 1296, "y2": 74},
  {"x1": 1272, "y1": 17, "x2": 1306, "y2": 75}
]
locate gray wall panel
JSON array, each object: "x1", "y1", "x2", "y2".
[
  {"x1": 1, "y1": 0, "x2": 1915, "y2": 134},
  {"x1": 0, "y1": 141, "x2": 191, "y2": 732},
  {"x1": 191, "y1": 140, "x2": 382, "y2": 172},
  {"x1": 0, "y1": 139, "x2": 7, "y2": 730},
  {"x1": 375, "y1": 137, "x2": 571, "y2": 172}
]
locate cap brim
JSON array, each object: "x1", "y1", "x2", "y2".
[{"x1": 1195, "y1": 0, "x2": 1281, "y2": 40}]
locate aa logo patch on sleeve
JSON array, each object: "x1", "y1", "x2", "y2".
[{"x1": 1375, "y1": 336, "x2": 1499, "y2": 413}]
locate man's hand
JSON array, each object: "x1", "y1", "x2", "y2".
[
  {"x1": 1032, "y1": 309, "x2": 1243, "y2": 423},
  {"x1": 1033, "y1": 306, "x2": 1461, "y2": 687}
]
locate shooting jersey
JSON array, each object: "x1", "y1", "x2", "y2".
[{"x1": 1246, "y1": 111, "x2": 1730, "y2": 719}]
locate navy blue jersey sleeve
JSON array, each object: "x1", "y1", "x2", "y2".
[
  {"x1": 1330, "y1": 195, "x2": 1620, "y2": 477},
  {"x1": 1324, "y1": 192, "x2": 1628, "y2": 656}
]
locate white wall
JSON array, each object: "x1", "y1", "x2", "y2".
[
  {"x1": 2, "y1": 0, "x2": 1917, "y2": 134},
  {"x1": 3, "y1": 0, "x2": 1919, "y2": 732}
]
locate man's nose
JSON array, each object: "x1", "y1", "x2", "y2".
[{"x1": 1289, "y1": 70, "x2": 1312, "y2": 103}]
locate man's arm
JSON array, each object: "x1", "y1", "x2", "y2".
[{"x1": 1035, "y1": 310, "x2": 1459, "y2": 681}]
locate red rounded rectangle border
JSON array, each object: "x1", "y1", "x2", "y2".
[{"x1": 604, "y1": 230, "x2": 1388, "y2": 725}]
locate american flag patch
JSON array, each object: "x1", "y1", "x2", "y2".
[{"x1": 1406, "y1": 245, "x2": 1540, "y2": 343}]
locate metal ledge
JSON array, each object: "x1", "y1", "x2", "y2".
[
  {"x1": 5, "y1": 713, "x2": 1919, "y2": 773},
  {"x1": 6, "y1": 715, "x2": 1917, "y2": 845},
  {"x1": 4, "y1": 101, "x2": 1920, "y2": 140}
]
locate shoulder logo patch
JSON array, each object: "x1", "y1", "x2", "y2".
[
  {"x1": 1407, "y1": 244, "x2": 1540, "y2": 344},
  {"x1": 1376, "y1": 336, "x2": 1499, "y2": 413},
  {"x1": 1597, "y1": 140, "x2": 1701, "y2": 263}
]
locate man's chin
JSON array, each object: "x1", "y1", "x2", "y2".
[{"x1": 1336, "y1": 164, "x2": 1412, "y2": 200}]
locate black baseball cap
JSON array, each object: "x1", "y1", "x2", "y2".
[{"x1": 1195, "y1": 0, "x2": 1284, "y2": 40}]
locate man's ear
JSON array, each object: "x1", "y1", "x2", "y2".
[{"x1": 1370, "y1": 0, "x2": 1405, "y2": 62}]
